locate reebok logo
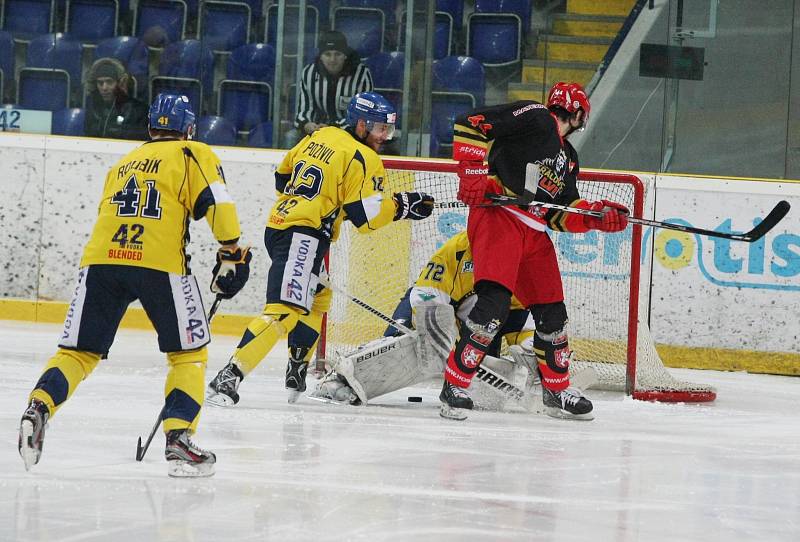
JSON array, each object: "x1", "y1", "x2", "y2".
[{"x1": 464, "y1": 167, "x2": 488, "y2": 175}]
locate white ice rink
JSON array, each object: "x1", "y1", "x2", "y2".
[{"x1": 1, "y1": 319, "x2": 799, "y2": 542}]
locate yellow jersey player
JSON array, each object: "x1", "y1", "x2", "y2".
[
  {"x1": 206, "y1": 91, "x2": 434, "y2": 406},
  {"x1": 18, "y1": 94, "x2": 252, "y2": 478}
]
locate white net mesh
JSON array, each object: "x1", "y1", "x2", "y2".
[{"x1": 325, "y1": 162, "x2": 715, "y2": 402}]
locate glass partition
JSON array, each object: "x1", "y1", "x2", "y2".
[{"x1": 1, "y1": 0, "x2": 799, "y2": 178}]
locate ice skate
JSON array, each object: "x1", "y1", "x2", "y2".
[
  {"x1": 165, "y1": 429, "x2": 216, "y2": 477},
  {"x1": 206, "y1": 361, "x2": 243, "y2": 407},
  {"x1": 542, "y1": 386, "x2": 594, "y2": 420},
  {"x1": 285, "y1": 360, "x2": 308, "y2": 403},
  {"x1": 18, "y1": 399, "x2": 50, "y2": 471},
  {"x1": 439, "y1": 381, "x2": 473, "y2": 421}
]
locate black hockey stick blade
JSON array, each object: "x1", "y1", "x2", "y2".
[
  {"x1": 742, "y1": 200, "x2": 790, "y2": 241},
  {"x1": 136, "y1": 406, "x2": 165, "y2": 461}
]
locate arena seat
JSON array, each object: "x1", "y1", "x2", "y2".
[
  {"x1": 133, "y1": 0, "x2": 186, "y2": 48},
  {"x1": 17, "y1": 68, "x2": 70, "y2": 111},
  {"x1": 467, "y1": 13, "x2": 522, "y2": 67},
  {"x1": 1, "y1": 0, "x2": 54, "y2": 41},
  {"x1": 26, "y1": 33, "x2": 83, "y2": 94},
  {"x1": 198, "y1": 0, "x2": 251, "y2": 54},
  {"x1": 150, "y1": 39, "x2": 214, "y2": 112},
  {"x1": 264, "y1": 3, "x2": 318, "y2": 62},
  {"x1": 475, "y1": 0, "x2": 531, "y2": 31},
  {"x1": 65, "y1": 0, "x2": 119, "y2": 44},
  {"x1": 332, "y1": 6, "x2": 383, "y2": 59},
  {"x1": 196, "y1": 115, "x2": 237, "y2": 146},
  {"x1": 247, "y1": 120, "x2": 273, "y2": 148},
  {"x1": 52, "y1": 107, "x2": 86, "y2": 135}
]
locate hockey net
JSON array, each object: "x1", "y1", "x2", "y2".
[{"x1": 322, "y1": 160, "x2": 716, "y2": 402}]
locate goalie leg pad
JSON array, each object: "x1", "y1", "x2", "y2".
[
  {"x1": 412, "y1": 303, "x2": 457, "y2": 376},
  {"x1": 470, "y1": 355, "x2": 537, "y2": 413},
  {"x1": 329, "y1": 334, "x2": 422, "y2": 404}
]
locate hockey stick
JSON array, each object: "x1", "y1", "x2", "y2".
[
  {"x1": 135, "y1": 294, "x2": 223, "y2": 462},
  {"x1": 319, "y1": 277, "x2": 534, "y2": 408},
  {"x1": 485, "y1": 194, "x2": 791, "y2": 243}
]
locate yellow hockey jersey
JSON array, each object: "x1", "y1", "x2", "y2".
[
  {"x1": 81, "y1": 138, "x2": 241, "y2": 275},
  {"x1": 412, "y1": 230, "x2": 526, "y2": 313},
  {"x1": 268, "y1": 126, "x2": 396, "y2": 240}
]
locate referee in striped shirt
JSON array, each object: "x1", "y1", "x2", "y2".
[{"x1": 291, "y1": 31, "x2": 374, "y2": 145}]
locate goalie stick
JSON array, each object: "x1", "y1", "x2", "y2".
[
  {"x1": 135, "y1": 295, "x2": 223, "y2": 462},
  {"x1": 319, "y1": 277, "x2": 536, "y2": 408},
  {"x1": 485, "y1": 194, "x2": 790, "y2": 243}
]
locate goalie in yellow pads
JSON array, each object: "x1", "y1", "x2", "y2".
[{"x1": 206, "y1": 92, "x2": 434, "y2": 406}]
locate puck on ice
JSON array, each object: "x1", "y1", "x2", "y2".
[{"x1": 407, "y1": 396, "x2": 422, "y2": 402}]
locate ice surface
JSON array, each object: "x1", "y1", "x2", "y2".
[{"x1": 1, "y1": 320, "x2": 799, "y2": 541}]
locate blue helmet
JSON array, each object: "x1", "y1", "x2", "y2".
[
  {"x1": 346, "y1": 91, "x2": 396, "y2": 137},
  {"x1": 148, "y1": 93, "x2": 196, "y2": 138}
]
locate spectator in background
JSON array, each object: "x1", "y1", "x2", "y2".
[
  {"x1": 287, "y1": 31, "x2": 373, "y2": 147},
  {"x1": 84, "y1": 58, "x2": 148, "y2": 141}
]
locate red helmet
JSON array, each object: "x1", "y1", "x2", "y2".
[{"x1": 547, "y1": 82, "x2": 590, "y2": 124}]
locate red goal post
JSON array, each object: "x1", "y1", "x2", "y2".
[{"x1": 319, "y1": 159, "x2": 716, "y2": 403}]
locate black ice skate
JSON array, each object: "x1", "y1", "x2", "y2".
[
  {"x1": 18, "y1": 399, "x2": 50, "y2": 471},
  {"x1": 439, "y1": 381, "x2": 473, "y2": 421},
  {"x1": 165, "y1": 429, "x2": 216, "y2": 478},
  {"x1": 542, "y1": 386, "x2": 594, "y2": 420},
  {"x1": 206, "y1": 361, "x2": 243, "y2": 407},
  {"x1": 285, "y1": 360, "x2": 308, "y2": 404}
]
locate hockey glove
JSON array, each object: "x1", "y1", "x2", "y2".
[
  {"x1": 584, "y1": 200, "x2": 629, "y2": 233},
  {"x1": 393, "y1": 191, "x2": 434, "y2": 221},
  {"x1": 456, "y1": 160, "x2": 491, "y2": 206},
  {"x1": 211, "y1": 245, "x2": 252, "y2": 299}
]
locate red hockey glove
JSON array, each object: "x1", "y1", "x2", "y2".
[
  {"x1": 456, "y1": 160, "x2": 491, "y2": 206},
  {"x1": 584, "y1": 200, "x2": 629, "y2": 232}
]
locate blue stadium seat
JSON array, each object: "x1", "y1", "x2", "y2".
[
  {"x1": 226, "y1": 43, "x2": 275, "y2": 82},
  {"x1": 26, "y1": 33, "x2": 83, "y2": 93},
  {"x1": 475, "y1": 0, "x2": 531, "y2": 31},
  {"x1": 199, "y1": 0, "x2": 251, "y2": 54},
  {"x1": 52, "y1": 107, "x2": 86, "y2": 135},
  {"x1": 94, "y1": 36, "x2": 149, "y2": 90},
  {"x1": 151, "y1": 39, "x2": 214, "y2": 111},
  {"x1": 133, "y1": 0, "x2": 186, "y2": 48},
  {"x1": 0, "y1": 31, "x2": 14, "y2": 100},
  {"x1": 399, "y1": 10, "x2": 452, "y2": 60},
  {"x1": 437, "y1": 0, "x2": 463, "y2": 30},
  {"x1": 247, "y1": 120, "x2": 273, "y2": 148},
  {"x1": 218, "y1": 43, "x2": 275, "y2": 132},
  {"x1": 65, "y1": 0, "x2": 118, "y2": 44},
  {"x1": 17, "y1": 68, "x2": 70, "y2": 110},
  {"x1": 197, "y1": 115, "x2": 237, "y2": 145},
  {"x1": 365, "y1": 51, "x2": 403, "y2": 127},
  {"x1": 341, "y1": 0, "x2": 396, "y2": 27},
  {"x1": 217, "y1": 81, "x2": 271, "y2": 132},
  {"x1": 264, "y1": 3, "x2": 318, "y2": 62},
  {"x1": 431, "y1": 56, "x2": 485, "y2": 157},
  {"x1": 333, "y1": 7, "x2": 384, "y2": 59},
  {"x1": 467, "y1": 13, "x2": 522, "y2": 67},
  {"x1": 2, "y1": 0, "x2": 54, "y2": 41}
]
